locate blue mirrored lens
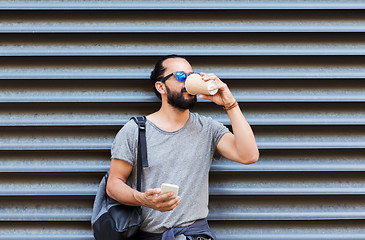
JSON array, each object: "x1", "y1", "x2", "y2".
[{"x1": 175, "y1": 72, "x2": 187, "y2": 82}]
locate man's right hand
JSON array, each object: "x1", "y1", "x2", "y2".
[
  {"x1": 108, "y1": 159, "x2": 180, "y2": 212},
  {"x1": 135, "y1": 188, "x2": 181, "y2": 212}
]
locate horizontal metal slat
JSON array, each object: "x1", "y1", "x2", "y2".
[
  {"x1": 0, "y1": 222, "x2": 92, "y2": 240},
  {"x1": 1, "y1": 149, "x2": 364, "y2": 173},
  {"x1": 0, "y1": 224, "x2": 365, "y2": 240},
  {"x1": 2, "y1": 94, "x2": 365, "y2": 103},
  {"x1": 6, "y1": 186, "x2": 363, "y2": 197},
  {"x1": 210, "y1": 220, "x2": 365, "y2": 240},
  {"x1": 256, "y1": 126, "x2": 365, "y2": 149},
  {"x1": 2, "y1": 0, "x2": 365, "y2": 10},
  {"x1": 1, "y1": 126, "x2": 365, "y2": 150},
  {"x1": 0, "y1": 235, "x2": 92, "y2": 240},
  {"x1": 1, "y1": 196, "x2": 365, "y2": 221},
  {"x1": 0, "y1": 110, "x2": 364, "y2": 126},
  {"x1": 209, "y1": 172, "x2": 365, "y2": 196},
  {"x1": 0, "y1": 197, "x2": 91, "y2": 221},
  {"x1": 211, "y1": 149, "x2": 365, "y2": 172},
  {"x1": 212, "y1": 234, "x2": 365, "y2": 240},
  {"x1": 1, "y1": 221, "x2": 365, "y2": 240},
  {"x1": 2, "y1": 33, "x2": 365, "y2": 56},
  {"x1": 0, "y1": 79, "x2": 156, "y2": 103},
  {"x1": 2, "y1": 56, "x2": 365, "y2": 79},
  {"x1": 208, "y1": 212, "x2": 365, "y2": 221},
  {"x1": 0, "y1": 151, "x2": 109, "y2": 173},
  {"x1": 1, "y1": 103, "x2": 365, "y2": 127},
  {"x1": 1, "y1": 10, "x2": 365, "y2": 33},
  {"x1": 0, "y1": 127, "x2": 114, "y2": 151},
  {"x1": 0, "y1": 103, "x2": 365, "y2": 127},
  {"x1": 0, "y1": 173, "x2": 100, "y2": 196},
  {"x1": 1, "y1": 172, "x2": 364, "y2": 196},
  {"x1": 1, "y1": 79, "x2": 364, "y2": 103},
  {"x1": 208, "y1": 196, "x2": 365, "y2": 220}
]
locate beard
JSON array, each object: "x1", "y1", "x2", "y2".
[{"x1": 166, "y1": 85, "x2": 197, "y2": 110}]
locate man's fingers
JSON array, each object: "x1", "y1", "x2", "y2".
[
  {"x1": 159, "y1": 196, "x2": 181, "y2": 212},
  {"x1": 143, "y1": 188, "x2": 180, "y2": 212},
  {"x1": 159, "y1": 191, "x2": 175, "y2": 201},
  {"x1": 145, "y1": 188, "x2": 161, "y2": 197},
  {"x1": 201, "y1": 73, "x2": 221, "y2": 82},
  {"x1": 198, "y1": 94, "x2": 213, "y2": 101},
  {"x1": 169, "y1": 196, "x2": 181, "y2": 209}
]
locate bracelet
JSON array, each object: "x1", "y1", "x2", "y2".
[{"x1": 223, "y1": 100, "x2": 239, "y2": 111}]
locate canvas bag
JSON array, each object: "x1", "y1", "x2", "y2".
[{"x1": 91, "y1": 116, "x2": 148, "y2": 240}]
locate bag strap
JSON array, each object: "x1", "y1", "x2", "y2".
[{"x1": 130, "y1": 116, "x2": 148, "y2": 192}]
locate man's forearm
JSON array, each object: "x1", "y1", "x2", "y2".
[{"x1": 106, "y1": 177, "x2": 143, "y2": 206}]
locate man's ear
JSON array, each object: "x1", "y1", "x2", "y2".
[{"x1": 155, "y1": 82, "x2": 166, "y2": 95}]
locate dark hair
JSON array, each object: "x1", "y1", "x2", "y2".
[{"x1": 150, "y1": 54, "x2": 187, "y2": 100}]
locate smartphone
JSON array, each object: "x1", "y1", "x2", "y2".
[{"x1": 160, "y1": 183, "x2": 179, "y2": 199}]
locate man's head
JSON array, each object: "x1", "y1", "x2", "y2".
[{"x1": 150, "y1": 55, "x2": 197, "y2": 110}]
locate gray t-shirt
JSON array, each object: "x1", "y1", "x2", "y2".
[{"x1": 111, "y1": 112, "x2": 230, "y2": 233}]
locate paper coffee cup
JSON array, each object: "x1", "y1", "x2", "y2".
[{"x1": 185, "y1": 74, "x2": 218, "y2": 95}]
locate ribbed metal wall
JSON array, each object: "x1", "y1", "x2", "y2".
[{"x1": 1, "y1": 1, "x2": 365, "y2": 239}]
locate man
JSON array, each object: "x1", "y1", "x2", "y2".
[{"x1": 106, "y1": 55, "x2": 259, "y2": 239}]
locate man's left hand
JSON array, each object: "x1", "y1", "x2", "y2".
[{"x1": 198, "y1": 73, "x2": 236, "y2": 108}]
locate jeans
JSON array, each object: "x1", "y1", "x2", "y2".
[
  {"x1": 176, "y1": 235, "x2": 212, "y2": 240},
  {"x1": 137, "y1": 218, "x2": 216, "y2": 240}
]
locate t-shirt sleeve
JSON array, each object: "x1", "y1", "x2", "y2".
[
  {"x1": 210, "y1": 118, "x2": 230, "y2": 147},
  {"x1": 206, "y1": 116, "x2": 230, "y2": 160},
  {"x1": 110, "y1": 120, "x2": 138, "y2": 166}
]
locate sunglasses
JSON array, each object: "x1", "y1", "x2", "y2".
[{"x1": 160, "y1": 71, "x2": 200, "y2": 83}]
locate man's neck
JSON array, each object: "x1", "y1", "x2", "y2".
[{"x1": 147, "y1": 102, "x2": 190, "y2": 132}]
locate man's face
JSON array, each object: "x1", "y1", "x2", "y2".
[{"x1": 162, "y1": 58, "x2": 197, "y2": 110}]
